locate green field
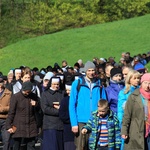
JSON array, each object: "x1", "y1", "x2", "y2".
[{"x1": 1, "y1": 14, "x2": 150, "y2": 74}]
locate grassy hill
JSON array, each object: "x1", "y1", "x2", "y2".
[{"x1": 1, "y1": 14, "x2": 150, "y2": 74}]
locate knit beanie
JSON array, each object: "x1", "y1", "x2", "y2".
[
  {"x1": 110, "y1": 68, "x2": 122, "y2": 78},
  {"x1": 22, "y1": 81, "x2": 33, "y2": 91},
  {"x1": 84, "y1": 61, "x2": 95, "y2": 72},
  {"x1": 141, "y1": 73, "x2": 150, "y2": 83}
]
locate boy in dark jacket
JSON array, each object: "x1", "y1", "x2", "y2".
[{"x1": 81, "y1": 99, "x2": 121, "y2": 150}]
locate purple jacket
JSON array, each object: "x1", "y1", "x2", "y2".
[{"x1": 106, "y1": 80, "x2": 124, "y2": 113}]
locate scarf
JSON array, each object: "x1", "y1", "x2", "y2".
[{"x1": 140, "y1": 87, "x2": 150, "y2": 137}]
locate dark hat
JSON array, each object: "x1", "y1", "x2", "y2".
[
  {"x1": 2, "y1": 75, "x2": 7, "y2": 81},
  {"x1": 110, "y1": 68, "x2": 122, "y2": 78},
  {"x1": 22, "y1": 81, "x2": 33, "y2": 91}
]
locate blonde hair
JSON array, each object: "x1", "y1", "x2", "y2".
[
  {"x1": 7, "y1": 72, "x2": 14, "y2": 78},
  {"x1": 124, "y1": 70, "x2": 141, "y2": 94}
]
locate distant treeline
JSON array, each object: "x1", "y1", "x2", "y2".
[{"x1": 0, "y1": 0, "x2": 150, "y2": 48}]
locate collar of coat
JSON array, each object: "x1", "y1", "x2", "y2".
[
  {"x1": 94, "y1": 109, "x2": 114, "y2": 119},
  {"x1": 130, "y1": 88, "x2": 140, "y2": 96}
]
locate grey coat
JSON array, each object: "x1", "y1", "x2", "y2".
[{"x1": 121, "y1": 89, "x2": 145, "y2": 150}]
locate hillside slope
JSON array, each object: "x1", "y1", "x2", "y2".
[{"x1": 0, "y1": 14, "x2": 150, "y2": 74}]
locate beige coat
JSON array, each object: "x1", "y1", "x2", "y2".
[
  {"x1": 121, "y1": 89, "x2": 145, "y2": 150},
  {"x1": 0, "y1": 88, "x2": 12, "y2": 119}
]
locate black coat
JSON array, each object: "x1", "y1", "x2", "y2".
[
  {"x1": 41, "y1": 89, "x2": 65, "y2": 130},
  {"x1": 59, "y1": 96, "x2": 75, "y2": 142},
  {"x1": 6, "y1": 91, "x2": 39, "y2": 138}
]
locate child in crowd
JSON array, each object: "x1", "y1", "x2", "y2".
[{"x1": 81, "y1": 99, "x2": 121, "y2": 150}]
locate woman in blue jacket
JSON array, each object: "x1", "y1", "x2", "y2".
[
  {"x1": 106, "y1": 68, "x2": 124, "y2": 113},
  {"x1": 117, "y1": 70, "x2": 141, "y2": 150}
]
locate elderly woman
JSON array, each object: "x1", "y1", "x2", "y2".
[
  {"x1": 121, "y1": 73, "x2": 150, "y2": 149},
  {"x1": 41, "y1": 77, "x2": 65, "y2": 150},
  {"x1": 6, "y1": 81, "x2": 40, "y2": 150},
  {"x1": 117, "y1": 70, "x2": 141, "y2": 150}
]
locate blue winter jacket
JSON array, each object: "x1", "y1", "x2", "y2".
[
  {"x1": 117, "y1": 85, "x2": 139, "y2": 126},
  {"x1": 69, "y1": 77, "x2": 106, "y2": 127},
  {"x1": 106, "y1": 80, "x2": 124, "y2": 113}
]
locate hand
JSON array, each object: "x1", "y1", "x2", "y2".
[
  {"x1": 7, "y1": 128, "x2": 14, "y2": 134},
  {"x1": 53, "y1": 104, "x2": 60, "y2": 109},
  {"x1": 31, "y1": 100, "x2": 36, "y2": 106},
  {"x1": 72, "y1": 126, "x2": 78, "y2": 134},
  {"x1": 122, "y1": 135, "x2": 128, "y2": 139},
  {"x1": 81, "y1": 128, "x2": 87, "y2": 134}
]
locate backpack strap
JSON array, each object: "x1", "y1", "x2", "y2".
[{"x1": 76, "y1": 76, "x2": 86, "y2": 92}]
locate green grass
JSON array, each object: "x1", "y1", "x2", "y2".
[{"x1": 1, "y1": 14, "x2": 150, "y2": 74}]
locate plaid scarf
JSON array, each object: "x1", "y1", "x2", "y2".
[{"x1": 140, "y1": 87, "x2": 150, "y2": 137}]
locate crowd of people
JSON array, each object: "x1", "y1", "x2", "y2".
[{"x1": 0, "y1": 51, "x2": 150, "y2": 150}]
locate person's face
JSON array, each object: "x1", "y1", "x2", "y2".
[
  {"x1": 51, "y1": 82, "x2": 60, "y2": 91},
  {"x1": 141, "y1": 81, "x2": 150, "y2": 92},
  {"x1": 62, "y1": 62, "x2": 67, "y2": 67},
  {"x1": 120, "y1": 60, "x2": 124, "y2": 64},
  {"x1": 43, "y1": 79, "x2": 49, "y2": 87},
  {"x1": 15, "y1": 72, "x2": 21, "y2": 80},
  {"x1": 122, "y1": 68, "x2": 129, "y2": 80},
  {"x1": 98, "y1": 106, "x2": 109, "y2": 118},
  {"x1": 22, "y1": 74, "x2": 31, "y2": 83},
  {"x1": 125, "y1": 53, "x2": 129, "y2": 58},
  {"x1": 112, "y1": 74, "x2": 122, "y2": 82},
  {"x1": 122, "y1": 54, "x2": 126, "y2": 58},
  {"x1": 130, "y1": 75, "x2": 140, "y2": 87},
  {"x1": 109, "y1": 58, "x2": 114, "y2": 63},
  {"x1": 105, "y1": 66, "x2": 113, "y2": 78},
  {"x1": 86, "y1": 68, "x2": 95, "y2": 79},
  {"x1": 8, "y1": 76, "x2": 13, "y2": 83},
  {"x1": 68, "y1": 69, "x2": 74, "y2": 74},
  {"x1": 142, "y1": 55, "x2": 146, "y2": 59},
  {"x1": 22, "y1": 90, "x2": 31, "y2": 96},
  {"x1": 98, "y1": 68, "x2": 104, "y2": 73}
]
